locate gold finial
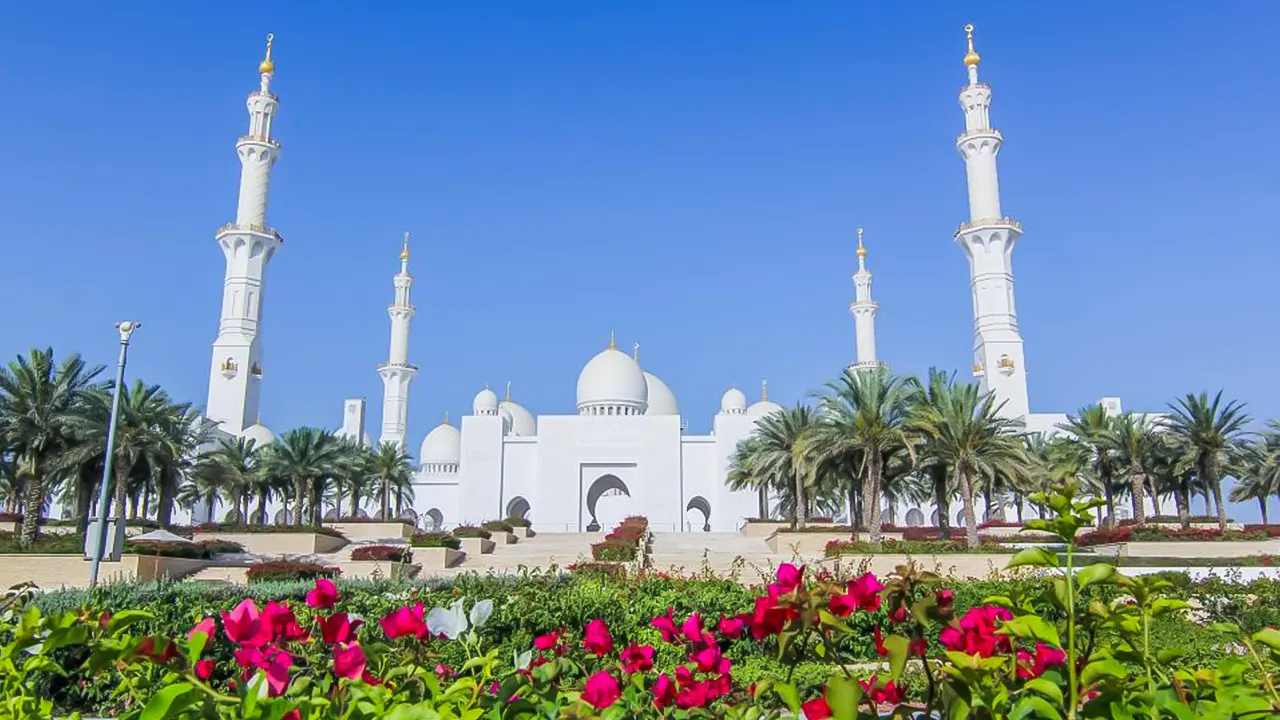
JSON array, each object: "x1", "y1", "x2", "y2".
[
  {"x1": 442, "y1": 411, "x2": 449, "y2": 425},
  {"x1": 256, "y1": 412, "x2": 262, "y2": 424},
  {"x1": 856, "y1": 227, "x2": 867, "y2": 259},
  {"x1": 505, "y1": 381, "x2": 511, "y2": 402},
  {"x1": 632, "y1": 342, "x2": 640, "y2": 361},
  {"x1": 400, "y1": 232, "x2": 410, "y2": 262},
  {"x1": 259, "y1": 33, "x2": 276, "y2": 75},
  {"x1": 608, "y1": 331, "x2": 616, "y2": 350},
  {"x1": 761, "y1": 379, "x2": 768, "y2": 402},
  {"x1": 963, "y1": 24, "x2": 981, "y2": 68}
]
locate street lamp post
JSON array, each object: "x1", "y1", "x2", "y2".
[{"x1": 88, "y1": 321, "x2": 141, "y2": 588}]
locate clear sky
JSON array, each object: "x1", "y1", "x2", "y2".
[{"x1": 0, "y1": 3, "x2": 1275, "y2": 516}]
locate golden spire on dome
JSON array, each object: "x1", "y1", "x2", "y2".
[
  {"x1": 400, "y1": 232, "x2": 410, "y2": 262},
  {"x1": 856, "y1": 227, "x2": 867, "y2": 259},
  {"x1": 608, "y1": 330, "x2": 616, "y2": 350},
  {"x1": 442, "y1": 411, "x2": 449, "y2": 425},
  {"x1": 259, "y1": 33, "x2": 276, "y2": 75},
  {"x1": 505, "y1": 381, "x2": 511, "y2": 402},
  {"x1": 761, "y1": 379, "x2": 768, "y2": 402},
  {"x1": 633, "y1": 342, "x2": 640, "y2": 362},
  {"x1": 963, "y1": 24, "x2": 981, "y2": 68}
]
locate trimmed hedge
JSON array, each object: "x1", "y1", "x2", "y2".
[
  {"x1": 824, "y1": 538, "x2": 1018, "y2": 557},
  {"x1": 482, "y1": 520, "x2": 514, "y2": 533},
  {"x1": 1078, "y1": 526, "x2": 1267, "y2": 546},
  {"x1": 245, "y1": 560, "x2": 341, "y2": 583},
  {"x1": 505, "y1": 516, "x2": 531, "y2": 528},
  {"x1": 350, "y1": 545, "x2": 412, "y2": 562},
  {"x1": 194, "y1": 523, "x2": 347, "y2": 539},
  {"x1": 452, "y1": 525, "x2": 492, "y2": 540},
  {"x1": 411, "y1": 532, "x2": 461, "y2": 550}
]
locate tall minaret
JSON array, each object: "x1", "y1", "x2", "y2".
[
  {"x1": 849, "y1": 228, "x2": 883, "y2": 372},
  {"x1": 206, "y1": 34, "x2": 284, "y2": 435},
  {"x1": 378, "y1": 233, "x2": 418, "y2": 450},
  {"x1": 954, "y1": 24, "x2": 1029, "y2": 418}
]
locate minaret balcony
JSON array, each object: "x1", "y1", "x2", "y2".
[
  {"x1": 247, "y1": 90, "x2": 278, "y2": 102},
  {"x1": 955, "y1": 128, "x2": 1002, "y2": 144},
  {"x1": 217, "y1": 223, "x2": 284, "y2": 244},
  {"x1": 850, "y1": 360, "x2": 886, "y2": 372},
  {"x1": 378, "y1": 362, "x2": 420, "y2": 374},
  {"x1": 238, "y1": 134, "x2": 281, "y2": 148},
  {"x1": 955, "y1": 217, "x2": 1022, "y2": 237}
]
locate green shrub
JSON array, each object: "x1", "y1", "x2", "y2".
[
  {"x1": 824, "y1": 538, "x2": 1017, "y2": 557},
  {"x1": 505, "y1": 516, "x2": 531, "y2": 528},
  {"x1": 482, "y1": 520, "x2": 514, "y2": 533},
  {"x1": 194, "y1": 538, "x2": 247, "y2": 555},
  {"x1": 244, "y1": 560, "x2": 341, "y2": 583},
  {"x1": 0, "y1": 531, "x2": 85, "y2": 554},
  {"x1": 591, "y1": 539, "x2": 637, "y2": 561},
  {"x1": 350, "y1": 545, "x2": 412, "y2": 562},
  {"x1": 452, "y1": 525, "x2": 492, "y2": 539},
  {"x1": 411, "y1": 531, "x2": 461, "y2": 549},
  {"x1": 194, "y1": 523, "x2": 346, "y2": 539}
]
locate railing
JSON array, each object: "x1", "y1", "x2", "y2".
[
  {"x1": 959, "y1": 82, "x2": 991, "y2": 94},
  {"x1": 955, "y1": 127, "x2": 1002, "y2": 144},
  {"x1": 238, "y1": 134, "x2": 281, "y2": 148},
  {"x1": 955, "y1": 216, "x2": 1022, "y2": 235},
  {"x1": 248, "y1": 90, "x2": 278, "y2": 102},
  {"x1": 216, "y1": 223, "x2": 284, "y2": 242}
]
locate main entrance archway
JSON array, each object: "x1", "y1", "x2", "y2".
[{"x1": 584, "y1": 474, "x2": 630, "y2": 532}]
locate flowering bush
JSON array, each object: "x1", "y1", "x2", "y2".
[
  {"x1": 978, "y1": 518, "x2": 1023, "y2": 529},
  {"x1": 348, "y1": 545, "x2": 411, "y2": 562},
  {"x1": 326, "y1": 516, "x2": 415, "y2": 524},
  {"x1": 410, "y1": 531, "x2": 461, "y2": 549},
  {"x1": 824, "y1": 538, "x2": 1017, "y2": 557},
  {"x1": 1119, "y1": 515, "x2": 1228, "y2": 526},
  {"x1": 1079, "y1": 526, "x2": 1267, "y2": 546},
  {"x1": 245, "y1": 560, "x2": 341, "y2": 583},
  {"x1": 1243, "y1": 524, "x2": 1280, "y2": 538},
  {"x1": 194, "y1": 522, "x2": 347, "y2": 539},
  {"x1": 566, "y1": 561, "x2": 629, "y2": 579},
  {"x1": 591, "y1": 539, "x2": 638, "y2": 562},
  {"x1": 451, "y1": 525, "x2": 492, "y2": 539}
]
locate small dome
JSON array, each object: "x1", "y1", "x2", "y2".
[
  {"x1": 720, "y1": 387, "x2": 747, "y2": 415},
  {"x1": 473, "y1": 387, "x2": 499, "y2": 415},
  {"x1": 643, "y1": 372, "x2": 679, "y2": 415},
  {"x1": 576, "y1": 347, "x2": 648, "y2": 415},
  {"x1": 500, "y1": 400, "x2": 536, "y2": 436},
  {"x1": 240, "y1": 423, "x2": 275, "y2": 447},
  {"x1": 419, "y1": 421, "x2": 461, "y2": 469},
  {"x1": 747, "y1": 400, "x2": 783, "y2": 421}
]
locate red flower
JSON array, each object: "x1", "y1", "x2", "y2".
[
  {"x1": 676, "y1": 681, "x2": 711, "y2": 709},
  {"x1": 652, "y1": 674, "x2": 677, "y2": 709},
  {"x1": 873, "y1": 626, "x2": 888, "y2": 656},
  {"x1": 533, "y1": 631, "x2": 560, "y2": 651},
  {"x1": 620, "y1": 643, "x2": 655, "y2": 674},
  {"x1": 888, "y1": 606, "x2": 908, "y2": 624},
  {"x1": 582, "y1": 619, "x2": 614, "y2": 656},
  {"x1": 333, "y1": 642, "x2": 366, "y2": 680},
  {"x1": 775, "y1": 563, "x2": 804, "y2": 593},
  {"x1": 717, "y1": 614, "x2": 747, "y2": 639},
  {"x1": 909, "y1": 637, "x2": 928, "y2": 657},
  {"x1": 135, "y1": 637, "x2": 178, "y2": 664},
  {"x1": 260, "y1": 601, "x2": 308, "y2": 642},
  {"x1": 361, "y1": 670, "x2": 383, "y2": 686},
  {"x1": 749, "y1": 591, "x2": 798, "y2": 638},
  {"x1": 188, "y1": 617, "x2": 216, "y2": 640},
  {"x1": 221, "y1": 599, "x2": 273, "y2": 647},
  {"x1": 195, "y1": 659, "x2": 215, "y2": 680},
  {"x1": 282, "y1": 711, "x2": 300, "y2": 720},
  {"x1": 319, "y1": 613, "x2": 363, "y2": 645},
  {"x1": 582, "y1": 671, "x2": 621, "y2": 710},
  {"x1": 802, "y1": 696, "x2": 833, "y2": 719},
  {"x1": 692, "y1": 644, "x2": 727, "y2": 674},
  {"x1": 936, "y1": 588, "x2": 955, "y2": 614},
  {"x1": 1017, "y1": 642, "x2": 1067, "y2": 679},
  {"x1": 305, "y1": 578, "x2": 338, "y2": 609},
  {"x1": 860, "y1": 675, "x2": 902, "y2": 705},
  {"x1": 848, "y1": 573, "x2": 884, "y2": 612},
  {"x1": 939, "y1": 605, "x2": 1013, "y2": 658},
  {"x1": 680, "y1": 613, "x2": 705, "y2": 644},
  {"x1": 651, "y1": 608, "x2": 679, "y2": 643},
  {"x1": 380, "y1": 603, "x2": 427, "y2": 639},
  {"x1": 435, "y1": 663, "x2": 456, "y2": 680},
  {"x1": 261, "y1": 647, "x2": 293, "y2": 696}
]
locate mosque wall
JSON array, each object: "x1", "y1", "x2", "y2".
[
  {"x1": 678, "y1": 437, "x2": 716, "y2": 531},
  {"x1": 458, "y1": 414, "x2": 504, "y2": 524},
  {"x1": 499, "y1": 438, "x2": 538, "y2": 524}
]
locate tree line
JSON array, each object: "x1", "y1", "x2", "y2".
[
  {"x1": 0, "y1": 348, "x2": 414, "y2": 547},
  {"x1": 727, "y1": 366, "x2": 1276, "y2": 546}
]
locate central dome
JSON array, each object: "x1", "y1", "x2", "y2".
[
  {"x1": 419, "y1": 421, "x2": 460, "y2": 472},
  {"x1": 576, "y1": 347, "x2": 648, "y2": 416}
]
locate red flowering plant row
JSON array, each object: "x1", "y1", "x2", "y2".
[
  {"x1": 1244, "y1": 525, "x2": 1280, "y2": 538},
  {"x1": 244, "y1": 560, "x2": 341, "y2": 584},
  {"x1": 348, "y1": 545, "x2": 411, "y2": 562},
  {"x1": 592, "y1": 516, "x2": 649, "y2": 562},
  {"x1": 1077, "y1": 525, "x2": 1267, "y2": 547}
]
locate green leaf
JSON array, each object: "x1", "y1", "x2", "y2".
[
  {"x1": 1253, "y1": 627, "x2": 1280, "y2": 651},
  {"x1": 1050, "y1": 579, "x2": 1069, "y2": 610},
  {"x1": 1010, "y1": 695, "x2": 1063, "y2": 720},
  {"x1": 1007, "y1": 547, "x2": 1060, "y2": 570},
  {"x1": 1023, "y1": 678, "x2": 1063, "y2": 704},
  {"x1": 998, "y1": 615, "x2": 1061, "y2": 648},
  {"x1": 1210, "y1": 622, "x2": 1241, "y2": 635},
  {"x1": 107, "y1": 610, "x2": 153, "y2": 635},
  {"x1": 1149, "y1": 598, "x2": 1189, "y2": 617},
  {"x1": 883, "y1": 634, "x2": 910, "y2": 681},
  {"x1": 139, "y1": 682, "x2": 195, "y2": 720},
  {"x1": 773, "y1": 681, "x2": 801, "y2": 714},
  {"x1": 1075, "y1": 563, "x2": 1117, "y2": 589},
  {"x1": 1156, "y1": 648, "x2": 1186, "y2": 663},
  {"x1": 1080, "y1": 658, "x2": 1127, "y2": 686},
  {"x1": 826, "y1": 676, "x2": 863, "y2": 720}
]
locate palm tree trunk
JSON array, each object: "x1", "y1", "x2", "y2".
[
  {"x1": 1129, "y1": 459, "x2": 1146, "y2": 526},
  {"x1": 865, "y1": 451, "x2": 883, "y2": 544},
  {"x1": 758, "y1": 485, "x2": 768, "y2": 520},
  {"x1": 395, "y1": 492, "x2": 403, "y2": 518},
  {"x1": 1258, "y1": 497, "x2": 1269, "y2": 526},
  {"x1": 1014, "y1": 492, "x2": 1024, "y2": 523},
  {"x1": 1174, "y1": 479, "x2": 1191, "y2": 530},
  {"x1": 256, "y1": 490, "x2": 268, "y2": 525},
  {"x1": 292, "y1": 479, "x2": 305, "y2": 526},
  {"x1": 1102, "y1": 483, "x2": 1115, "y2": 529},
  {"x1": 75, "y1": 465, "x2": 95, "y2": 534},
  {"x1": 157, "y1": 475, "x2": 175, "y2": 529},
  {"x1": 1205, "y1": 455, "x2": 1227, "y2": 532},
  {"x1": 1146, "y1": 482, "x2": 1160, "y2": 520},
  {"x1": 113, "y1": 461, "x2": 130, "y2": 522},
  {"x1": 381, "y1": 479, "x2": 391, "y2": 522},
  {"x1": 18, "y1": 453, "x2": 42, "y2": 546},
  {"x1": 351, "y1": 487, "x2": 362, "y2": 518},
  {"x1": 141, "y1": 487, "x2": 150, "y2": 520},
  {"x1": 793, "y1": 473, "x2": 809, "y2": 530},
  {"x1": 932, "y1": 465, "x2": 951, "y2": 541},
  {"x1": 956, "y1": 463, "x2": 980, "y2": 548}
]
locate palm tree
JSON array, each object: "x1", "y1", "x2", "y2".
[
  {"x1": 727, "y1": 436, "x2": 773, "y2": 519},
  {"x1": 368, "y1": 442, "x2": 411, "y2": 520},
  {"x1": 906, "y1": 381, "x2": 1029, "y2": 547},
  {"x1": 259, "y1": 427, "x2": 346, "y2": 526},
  {"x1": 805, "y1": 367, "x2": 918, "y2": 544},
  {"x1": 191, "y1": 437, "x2": 263, "y2": 523},
  {"x1": 912, "y1": 369, "x2": 959, "y2": 539},
  {"x1": 1058, "y1": 405, "x2": 1120, "y2": 528},
  {"x1": 1106, "y1": 413, "x2": 1159, "y2": 526},
  {"x1": 1164, "y1": 391, "x2": 1251, "y2": 532},
  {"x1": 0, "y1": 349, "x2": 103, "y2": 544},
  {"x1": 1146, "y1": 435, "x2": 1196, "y2": 529},
  {"x1": 727, "y1": 405, "x2": 818, "y2": 528}
]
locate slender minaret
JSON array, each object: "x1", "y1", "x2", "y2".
[
  {"x1": 378, "y1": 233, "x2": 418, "y2": 449},
  {"x1": 206, "y1": 34, "x2": 284, "y2": 434},
  {"x1": 954, "y1": 24, "x2": 1029, "y2": 418},
  {"x1": 849, "y1": 228, "x2": 883, "y2": 371}
]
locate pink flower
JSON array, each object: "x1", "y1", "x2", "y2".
[
  {"x1": 873, "y1": 626, "x2": 887, "y2": 656},
  {"x1": 749, "y1": 591, "x2": 797, "y2": 638},
  {"x1": 582, "y1": 671, "x2": 621, "y2": 710},
  {"x1": 533, "y1": 631, "x2": 560, "y2": 651},
  {"x1": 434, "y1": 663, "x2": 456, "y2": 680},
  {"x1": 848, "y1": 573, "x2": 884, "y2": 612},
  {"x1": 305, "y1": 578, "x2": 338, "y2": 609},
  {"x1": 1017, "y1": 642, "x2": 1067, "y2": 679},
  {"x1": 319, "y1": 613, "x2": 363, "y2": 645},
  {"x1": 652, "y1": 608, "x2": 679, "y2": 643},
  {"x1": 188, "y1": 617, "x2": 216, "y2": 640},
  {"x1": 717, "y1": 614, "x2": 748, "y2": 639},
  {"x1": 261, "y1": 601, "x2": 307, "y2": 642},
  {"x1": 860, "y1": 676, "x2": 902, "y2": 705},
  {"x1": 888, "y1": 606, "x2": 908, "y2": 624},
  {"x1": 620, "y1": 643, "x2": 655, "y2": 674},
  {"x1": 221, "y1": 599, "x2": 273, "y2": 647},
  {"x1": 775, "y1": 563, "x2": 804, "y2": 593},
  {"x1": 676, "y1": 681, "x2": 711, "y2": 709},
  {"x1": 909, "y1": 637, "x2": 928, "y2": 657},
  {"x1": 652, "y1": 673, "x2": 677, "y2": 709},
  {"x1": 362, "y1": 670, "x2": 383, "y2": 686},
  {"x1": 282, "y1": 711, "x2": 300, "y2": 720},
  {"x1": 680, "y1": 613, "x2": 705, "y2": 644},
  {"x1": 195, "y1": 659, "x2": 215, "y2": 680},
  {"x1": 939, "y1": 605, "x2": 1013, "y2": 658},
  {"x1": 262, "y1": 647, "x2": 293, "y2": 696},
  {"x1": 692, "y1": 644, "x2": 728, "y2": 674},
  {"x1": 380, "y1": 603, "x2": 427, "y2": 639},
  {"x1": 802, "y1": 696, "x2": 833, "y2": 719},
  {"x1": 333, "y1": 642, "x2": 366, "y2": 680},
  {"x1": 582, "y1": 619, "x2": 614, "y2": 656},
  {"x1": 936, "y1": 588, "x2": 955, "y2": 615}
]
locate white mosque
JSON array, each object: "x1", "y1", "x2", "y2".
[{"x1": 201, "y1": 27, "x2": 1155, "y2": 532}]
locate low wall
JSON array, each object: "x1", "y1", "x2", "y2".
[
  {"x1": 768, "y1": 531, "x2": 854, "y2": 556},
  {"x1": 416, "y1": 547, "x2": 464, "y2": 570},
  {"x1": 460, "y1": 537, "x2": 495, "y2": 556},
  {"x1": 511, "y1": 527, "x2": 535, "y2": 539},
  {"x1": 323, "y1": 522, "x2": 415, "y2": 542},
  {"x1": 342, "y1": 560, "x2": 415, "y2": 580},
  {"x1": 742, "y1": 522, "x2": 791, "y2": 538},
  {"x1": 0, "y1": 554, "x2": 208, "y2": 590},
  {"x1": 191, "y1": 532, "x2": 348, "y2": 556},
  {"x1": 1087, "y1": 540, "x2": 1278, "y2": 559}
]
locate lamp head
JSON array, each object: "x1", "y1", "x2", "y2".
[{"x1": 115, "y1": 321, "x2": 142, "y2": 342}]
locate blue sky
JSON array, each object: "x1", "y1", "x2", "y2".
[{"x1": 0, "y1": 3, "x2": 1275, "y2": 514}]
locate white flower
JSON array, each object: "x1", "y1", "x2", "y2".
[
  {"x1": 469, "y1": 599, "x2": 494, "y2": 629},
  {"x1": 427, "y1": 599, "x2": 468, "y2": 639}
]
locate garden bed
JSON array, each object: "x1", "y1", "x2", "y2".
[
  {"x1": 191, "y1": 529, "x2": 348, "y2": 555},
  {"x1": 323, "y1": 520, "x2": 416, "y2": 541},
  {"x1": 824, "y1": 538, "x2": 1017, "y2": 558},
  {"x1": 1087, "y1": 540, "x2": 1278, "y2": 558},
  {"x1": 0, "y1": 552, "x2": 207, "y2": 589}
]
